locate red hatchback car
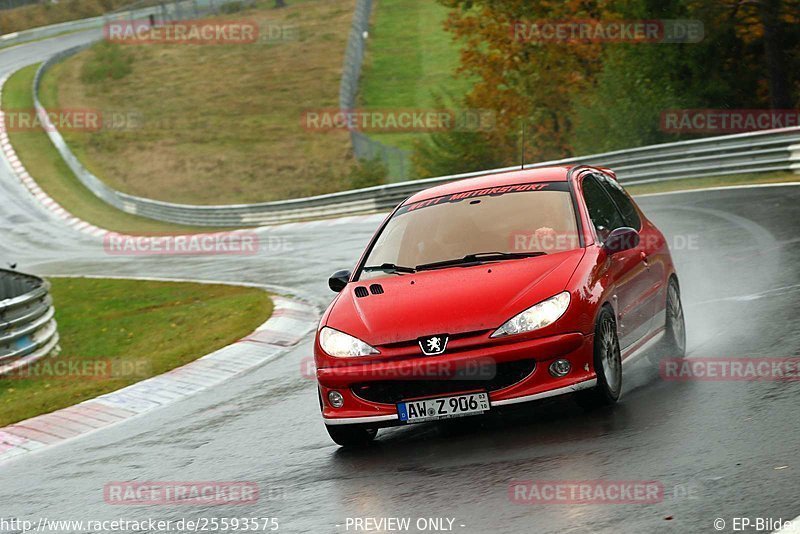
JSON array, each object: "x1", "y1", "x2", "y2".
[{"x1": 315, "y1": 165, "x2": 686, "y2": 447}]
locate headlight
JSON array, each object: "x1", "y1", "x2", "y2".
[
  {"x1": 491, "y1": 291, "x2": 571, "y2": 338},
  {"x1": 319, "y1": 327, "x2": 379, "y2": 357}
]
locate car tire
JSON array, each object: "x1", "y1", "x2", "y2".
[
  {"x1": 663, "y1": 277, "x2": 686, "y2": 358},
  {"x1": 325, "y1": 424, "x2": 378, "y2": 448},
  {"x1": 576, "y1": 306, "x2": 622, "y2": 409}
]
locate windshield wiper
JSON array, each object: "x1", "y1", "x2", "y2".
[
  {"x1": 416, "y1": 251, "x2": 546, "y2": 272},
  {"x1": 362, "y1": 263, "x2": 416, "y2": 275}
]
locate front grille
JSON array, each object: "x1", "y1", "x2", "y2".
[
  {"x1": 351, "y1": 359, "x2": 536, "y2": 405},
  {"x1": 379, "y1": 329, "x2": 491, "y2": 351}
]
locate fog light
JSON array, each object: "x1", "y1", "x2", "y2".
[
  {"x1": 328, "y1": 390, "x2": 344, "y2": 408},
  {"x1": 549, "y1": 359, "x2": 571, "y2": 377}
]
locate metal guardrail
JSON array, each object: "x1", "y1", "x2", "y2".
[
  {"x1": 32, "y1": 47, "x2": 800, "y2": 228},
  {"x1": 0, "y1": 5, "x2": 158, "y2": 49},
  {"x1": 26, "y1": 1, "x2": 800, "y2": 227},
  {"x1": 0, "y1": 14, "x2": 106, "y2": 49},
  {"x1": 0, "y1": 0, "x2": 231, "y2": 49},
  {"x1": 0, "y1": 269, "x2": 59, "y2": 377}
]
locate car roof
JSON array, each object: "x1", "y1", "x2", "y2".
[{"x1": 403, "y1": 165, "x2": 577, "y2": 205}]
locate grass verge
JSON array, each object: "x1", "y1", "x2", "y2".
[
  {"x1": 42, "y1": 0, "x2": 364, "y2": 204},
  {"x1": 626, "y1": 171, "x2": 800, "y2": 196},
  {"x1": 359, "y1": 0, "x2": 472, "y2": 152},
  {"x1": 0, "y1": 277, "x2": 273, "y2": 427},
  {"x1": 2, "y1": 64, "x2": 218, "y2": 234},
  {"x1": 0, "y1": 0, "x2": 130, "y2": 35}
]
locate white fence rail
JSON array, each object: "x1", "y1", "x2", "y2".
[
  {"x1": 1, "y1": 5, "x2": 160, "y2": 49},
  {"x1": 0, "y1": 13, "x2": 109, "y2": 49},
  {"x1": 0, "y1": 0, "x2": 235, "y2": 49}
]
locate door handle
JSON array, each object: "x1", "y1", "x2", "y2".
[{"x1": 640, "y1": 252, "x2": 649, "y2": 266}]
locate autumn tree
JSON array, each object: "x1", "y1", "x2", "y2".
[
  {"x1": 415, "y1": 0, "x2": 800, "y2": 175},
  {"x1": 415, "y1": 1, "x2": 611, "y2": 176}
]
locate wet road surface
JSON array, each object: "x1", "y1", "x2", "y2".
[{"x1": 0, "y1": 31, "x2": 799, "y2": 534}]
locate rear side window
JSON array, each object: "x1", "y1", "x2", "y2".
[
  {"x1": 596, "y1": 174, "x2": 641, "y2": 230},
  {"x1": 581, "y1": 176, "x2": 625, "y2": 240}
]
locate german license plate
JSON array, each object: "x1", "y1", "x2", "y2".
[{"x1": 397, "y1": 392, "x2": 490, "y2": 423}]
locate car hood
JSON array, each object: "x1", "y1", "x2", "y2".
[{"x1": 325, "y1": 249, "x2": 585, "y2": 346}]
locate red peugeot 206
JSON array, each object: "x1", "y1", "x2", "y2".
[{"x1": 315, "y1": 165, "x2": 686, "y2": 447}]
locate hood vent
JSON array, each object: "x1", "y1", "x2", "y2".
[
  {"x1": 354, "y1": 286, "x2": 369, "y2": 298},
  {"x1": 369, "y1": 284, "x2": 384, "y2": 295}
]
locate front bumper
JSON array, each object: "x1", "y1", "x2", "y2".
[{"x1": 317, "y1": 331, "x2": 596, "y2": 426}]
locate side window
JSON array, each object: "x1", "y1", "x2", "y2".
[
  {"x1": 581, "y1": 175, "x2": 625, "y2": 241},
  {"x1": 597, "y1": 174, "x2": 641, "y2": 230}
]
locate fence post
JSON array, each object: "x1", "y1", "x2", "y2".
[{"x1": 338, "y1": 0, "x2": 411, "y2": 181}]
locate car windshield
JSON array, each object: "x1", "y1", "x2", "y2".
[{"x1": 359, "y1": 182, "x2": 580, "y2": 280}]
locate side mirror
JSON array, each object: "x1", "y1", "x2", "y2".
[
  {"x1": 328, "y1": 270, "x2": 352, "y2": 292},
  {"x1": 604, "y1": 227, "x2": 640, "y2": 254}
]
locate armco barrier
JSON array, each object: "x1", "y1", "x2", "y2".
[
  {"x1": 0, "y1": 269, "x2": 59, "y2": 377},
  {"x1": 0, "y1": 14, "x2": 108, "y2": 50},
  {"x1": 32, "y1": 55, "x2": 800, "y2": 229},
  {"x1": 0, "y1": 5, "x2": 162, "y2": 50},
  {"x1": 0, "y1": 0, "x2": 229, "y2": 50},
  {"x1": 30, "y1": 36, "x2": 800, "y2": 227}
]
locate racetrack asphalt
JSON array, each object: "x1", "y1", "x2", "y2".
[{"x1": 0, "y1": 31, "x2": 799, "y2": 534}]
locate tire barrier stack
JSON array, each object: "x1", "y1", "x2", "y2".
[{"x1": 0, "y1": 269, "x2": 59, "y2": 378}]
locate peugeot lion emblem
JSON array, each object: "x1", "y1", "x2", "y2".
[{"x1": 419, "y1": 334, "x2": 449, "y2": 356}]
